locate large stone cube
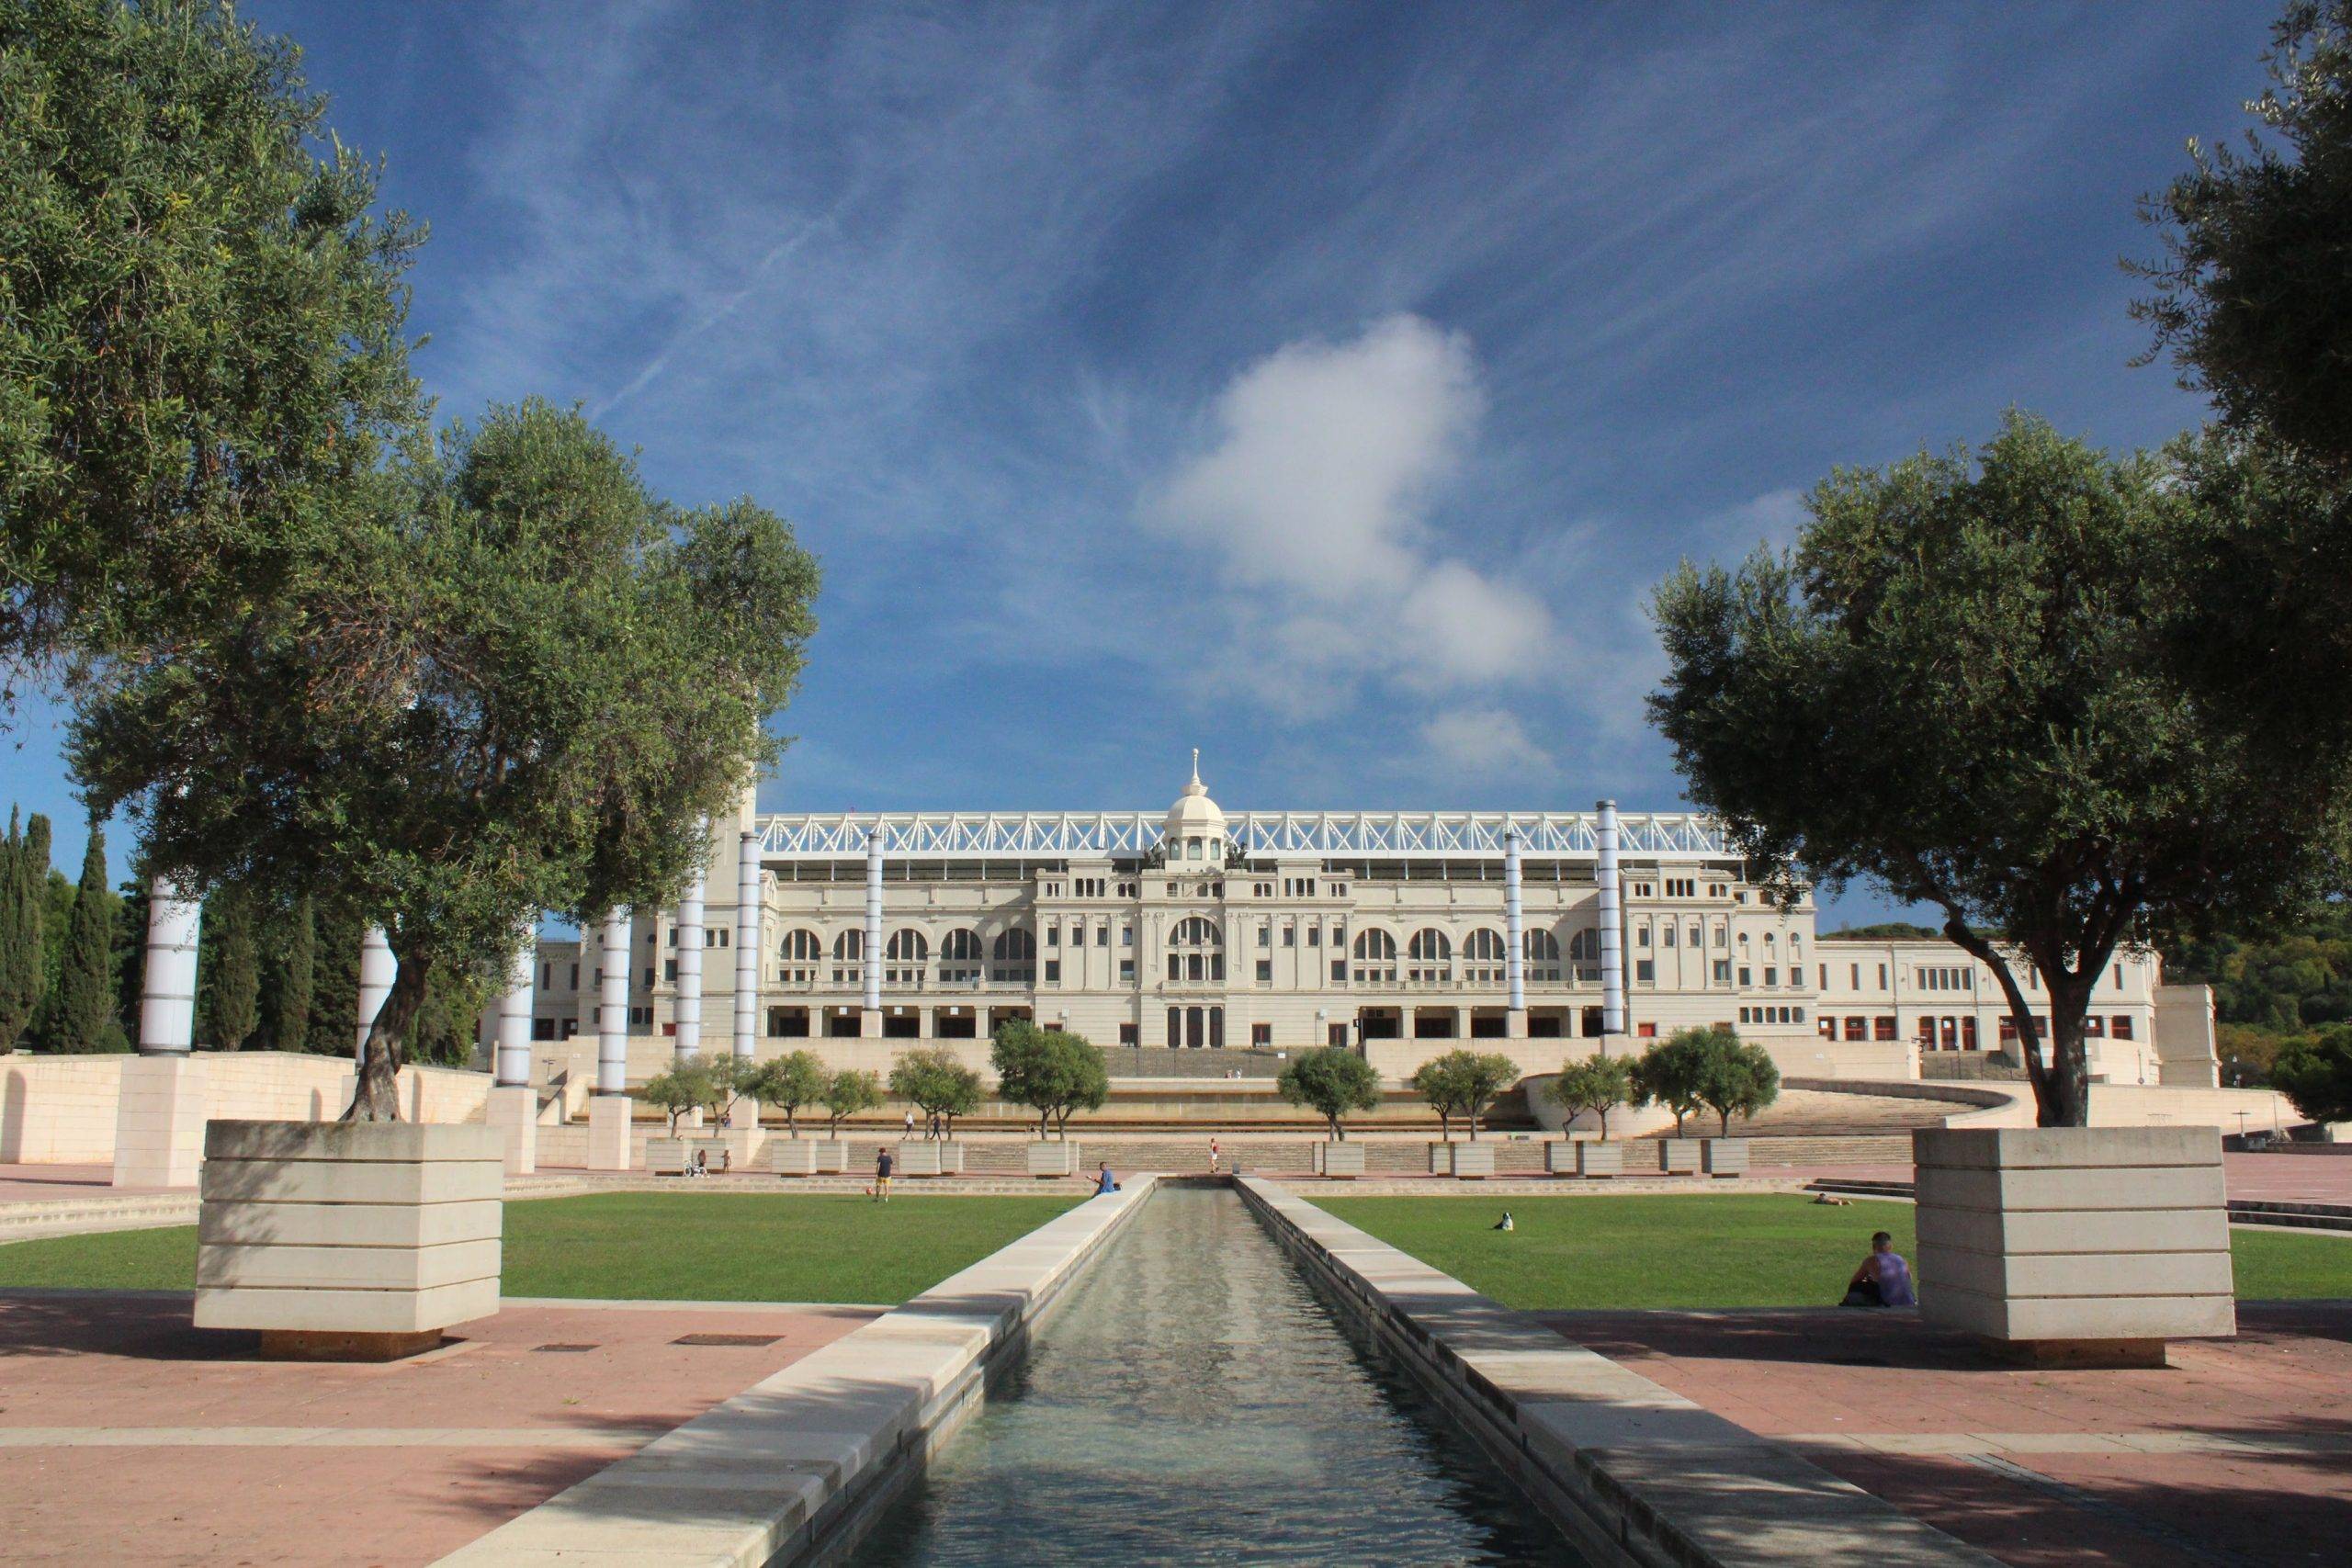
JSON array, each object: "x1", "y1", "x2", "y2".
[
  {"x1": 193, "y1": 1121, "x2": 503, "y2": 1359},
  {"x1": 1027, "y1": 1141, "x2": 1080, "y2": 1178},
  {"x1": 1914, "y1": 1125, "x2": 2235, "y2": 1365},
  {"x1": 1577, "y1": 1141, "x2": 1624, "y2": 1178},
  {"x1": 898, "y1": 1140, "x2": 943, "y2": 1178},
  {"x1": 1448, "y1": 1142, "x2": 1496, "y2": 1179},
  {"x1": 1657, "y1": 1137, "x2": 1702, "y2": 1175},
  {"x1": 1315, "y1": 1141, "x2": 1366, "y2": 1178}
]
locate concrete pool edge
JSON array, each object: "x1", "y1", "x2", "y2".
[
  {"x1": 432, "y1": 1177, "x2": 1158, "y2": 1568},
  {"x1": 1237, "y1": 1176, "x2": 2000, "y2": 1568}
]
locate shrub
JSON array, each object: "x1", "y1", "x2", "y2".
[
  {"x1": 2270, "y1": 1023, "x2": 2352, "y2": 1126},
  {"x1": 990, "y1": 1020, "x2": 1109, "y2": 1139},
  {"x1": 819, "y1": 1068, "x2": 884, "y2": 1138},
  {"x1": 888, "y1": 1047, "x2": 983, "y2": 1140}
]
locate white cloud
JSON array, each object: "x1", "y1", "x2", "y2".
[
  {"x1": 1149, "y1": 315, "x2": 1550, "y2": 697},
  {"x1": 1693, "y1": 486, "x2": 1808, "y2": 562},
  {"x1": 1419, "y1": 708, "x2": 1553, "y2": 777}
]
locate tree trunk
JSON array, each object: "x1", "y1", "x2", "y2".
[
  {"x1": 1438, "y1": 1111, "x2": 1451, "y2": 1142},
  {"x1": 1940, "y1": 916, "x2": 2088, "y2": 1128},
  {"x1": 1718, "y1": 1108, "x2": 1731, "y2": 1136},
  {"x1": 1598, "y1": 1107, "x2": 1610, "y2": 1142},
  {"x1": 1329, "y1": 1113, "x2": 1343, "y2": 1142},
  {"x1": 342, "y1": 946, "x2": 429, "y2": 1122},
  {"x1": 2044, "y1": 979, "x2": 2093, "y2": 1128}
]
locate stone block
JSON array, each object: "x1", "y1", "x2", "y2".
[
  {"x1": 1449, "y1": 1142, "x2": 1497, "y2": 1179},
  {"x1": 112, "y1": 1055, "x2": 209, "y2": 1189},
  {"x1": 1577, "y1": 1142, "x2": 1624, "y2": 1179},
  {"x1": 484, "y1": 1084, "x2": 538, "y2": 1176},
  {"x1": 1914, "y1": 1123, "x2": 2235, "y2": 1359},
  {"x1": 1427, "y1": 1142, "x2": 1449, "y2": 1175},
  {"x1": 939, "y1": 1141, "x2": 966, "y2": 1175},
  {"x1": 1026, "y1": 1142, "x2": 1080, "y2": 1178},
  {"x1": 814, "y1": 1140, "x2": 850, "y2": 1174},
  {"x1": 586, "y1": 1095, "x2": 632, "y2": 1172},
  {"x1": 1702, "y1": 1139, "x2": 1750, "y2": 1177},
  {"x1": 1315, "y1": 1141, "x2": 1366, "y2": 1179},
  {"x1": 768, "y1": 1138, "x2": 819, "y2": 1176},
  {"x1": 193, "y1": 1121, "x2": 503, "y2": 1356},
  {"x1": 899, "y1": 1141, "x2": 944, "y2": 1178},
  {"x1": 645, "y1": 1137, "x2": 690, "y2": 1175},
  {"x1": 1658, "y1": 1138, "x2": 1702, "y2": 1174}
]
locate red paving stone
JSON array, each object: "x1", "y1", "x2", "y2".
[
  {"x1": 1538, "y1": 1301, "x2": 2352, "y2": 1567},
  {"x1": 0, "y1": 1290, "x2": 877, "y2": 1565}
]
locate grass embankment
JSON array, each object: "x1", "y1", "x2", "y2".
[
  {"x1": 1319, "y1": 1194, "x2": 2352, "y2": 1311},
  {"x1": 0, "y1": 1192, "x2": 1083, "y2": 1304}
]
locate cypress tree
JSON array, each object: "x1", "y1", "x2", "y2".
[
  {"x1": 0, "y1": 810, "x2": 36, "y2": 1047},
  {"x1": 200, "y1": 882, "x2": 260, "y2": 1050},
  {"x1": 308, "y1": 903, "x2": 363, "y2": 1055},
  {"x1": 113, "y1": 871, "x2": 150, "y2": 1050},
  {"x1": 265, "y1": 894, "x2": 317, "y2": 1053},
  {"x1": 51, "y1": 825, "x2": 119, "y2": 1053}
]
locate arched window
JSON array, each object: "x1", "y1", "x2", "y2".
[
  {"x1": 779, "y1": 928, "x2": 820, "y2": 985},
  {"x1": 885, "y1": 930, "x2": 927, "y2": 962},
  {"x1": 1351, "y1": 927, "x2": 1397, "y2": 984},
  {"x1": 991, "y1": 926, "x2": 1036, "y2": 983},
  {"x1": 1524, "y1": 927, "x2": 1562, "y2": 983},
  {"x1": 938, "y1": 927, "x2": 983, "y2": 982},
  {"x1": 1568, "y1": 928, "x2": 1600, "y2": 963},
  {"x1": 1463, "y1": 929, "x2": 1506, "y2": 963},
  {"x1": 1170, "y1": 917, "x2": 1221, "y2": 949},
  {"x1": 830, "y1": 927, "x2": 862, "y2": 985},
  {"x1": 1408, "y1": 929, "x2": 1451, "y2": 961}
]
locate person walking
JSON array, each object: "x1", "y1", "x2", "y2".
[
  {"x1": 903, "y1": 1109, "x2": 917, "y2": 1139},
  {"x1": 872, "y1": 1145, "x2": 894, "y2": 1202},
  {"x1": 1208, "y1": 1137, "x2": 1221, "y2": 1176}
]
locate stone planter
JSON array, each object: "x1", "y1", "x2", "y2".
[
  {"x1": 194, "y1": 1121, "x2": 503, "y2": 1360},
  {"x1": 767, "y1": 1138, "x2": 819, "y2": 1177},
  {"x1": 1577, "y1": 1141, "x2": 1624, "y2": 1179},
  {"x1": 1427, "y1": 1142, "x2": 1451, "y2": 1175},
  {"x1": 1314, "y1": 1141, "x2": 1366, "y2": 1179},
  {"x1": 1028, "y1": 1141, "x2": 1080, "y2": 1178},
  {"x1": 1448, "y1": 1142, "x2": 1496, "y2": 1179},
  {"x1": 1657, "y1": 1138, "x2": 1702, "y2": 1175},
  {"x1": 714, "y1": 1123, "x2": 765, "y2": 1168},
  {"x1": 898, "y1": 1141, "x2": 944, "y2": 1178},
  {"x1": 645, "y1": 1137, "x2": 689, "y2": 1175},
  {"x1": 1915, "y1": 1126, "x2": 2235, "y2": 1367},
  {"x1": 813, "y1": 1140, "x2": 851, "y2": 1175},
  {"x1": 938, "y1": 1141, "x2": 966, "y2": 1175},
  {"x1": 1702, "y1": 1139, "x2": 1751, "y2": 1178},
  {"x1": 1544, "y1": 1141, "x2": 1579, "y2": 1176}
]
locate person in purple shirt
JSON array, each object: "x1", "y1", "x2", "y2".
[{"x1": 1845, "y1": 1231, "x2": 1916, "y2": 1308}]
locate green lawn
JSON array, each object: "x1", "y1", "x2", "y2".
[
  {"x1": 0, "y1": 1192, "x2": 1082, "y2": 1304},
  {"x1": 1319, "y1": 1194, "x2": 2352, "y2": 1312}
]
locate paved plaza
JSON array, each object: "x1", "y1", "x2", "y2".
[
  {"x1": 1542, "y1": 1301, "x2": 2352, "y2": 1567},
  {"x1": 0, "y1": 1291, "x2": 876, "y2": 1566}
]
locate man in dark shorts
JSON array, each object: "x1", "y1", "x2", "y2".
[{"x1": 872, "y1": 1145, "x2": 893, "y2": 1202}]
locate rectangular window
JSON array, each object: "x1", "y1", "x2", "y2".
[
  {"x1": 1635, "y1": 959, "x2": 1656, "y2": 984},
  {"x1": 1878, "y1": 964, "x2": 1887, "y2": 988},
  {"x1": 1763, "y1": 966, "x2": 1777, "y2": 987},
  {"x1": 1875, "y1": 1015, "x2": 1896, "y2": 1040},
  {"x1": 1307, "y1": 923, "x2": 1321, "y2": 947},
  {"x1": 1662, "y1": 924, "x2": 1677, "y2": 948},
  {"x1": 1818, "y1": 964, "x2": 1826, "y2": 989},
  {"x1": 1119, "y1": 1023, "x2": 1137, "y2": 1045},
  {"x1": 1332, "y1": 960, "x2": 1348, "y2": 984},
  {"x1": 644, "y1": 966, "x2": 655, "y2": 989},
  {"x1": 1119, "y1": 959, "x2": 1135, "y2": 982},
  {"x1": 1636, "y1": 1022, "x2": 1657, "y2": 1039},
  {"x1": 1252, "y1": 1023, "x2": 1272, "y2": 1046},
  {"x1": 1046, "y1": 923, "x2": 1059, "y2": 948},
  {"x1": 1258, "y1": 926, "x2": 1271, "y2": 949},
  {"x1": 1713, "y1": 960, "x2": 1731, "y2": 984},
  {"x1": 1256, "y1": 960, "x2": 1272, "y2": 983},
  {"x1": 2111, "y1": 1016, "x2": 2134, "y2": 1040},
  {"x1": 1738, "y1": 966, "x2": 1751, "y2": 987},
  {"x1": 1097, "y1": 924, "x2": 1108, "y2": 946},
  {"x1": 569, "y1": 964, "x2": 579, "y2": 990},
  {"x1": 1044, "y1": 960, "x2": 1060, "y2": 982},
  {"x1": 1637, "y1": 926, "x2": 1651, "y2": 947},
  {"x1": 1283, "y1": 924, "x2": 1295, "y2": 947},
  {"x1": 663, "y1": 959, "x2": 676, "y2": 983}
]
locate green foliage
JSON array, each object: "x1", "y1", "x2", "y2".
[
  {"x1": 1627, "y1": 1028, "x2": 1729, "y2": 1135},
  {"x1": 198, "y1": 881, "x2": 259, "y2": 1050},
  {"x1": 1276, "y1": 1047, "x2": 1385, "y2": 1141},
  {"x1": 1546, "y1": 1054, "x2": 1637, "y2": 1140},
  {"x1": 1816, "y1": 923, "x2": 1939, "y2": 941},
  {"x1": 0, "y1": 809, "x2": 47, "y2": 1048},
  {"x1": 2167, "y1": 904, "x2": 2352, "y2": 1042},
  {"x1": 306, "y1": 903, "x2": 362, "y2": 1055},
  {"x1": 72, "y1": 400, "x2": 820, "y2": 1117},
  {"x1": 989, "y1": 1020, "x2": 1109, "y2": 1138},
  {"x1": 639, "y1": 1060, "x2": 717, "y2": 1134},
  {"x1": 2269, "y1": 1024, "x2": 2352, "y2": 1124},
  {"x1": 1695, "y1": 1036, "x2": 1781, "y2": 1136},
  {"x1": 1408, "y1": 1049, "x2": 1521, "y2": 1141},
  {"x1": 264, "y1": 894, "x2": 316, "y2": 1053},
  {"x1": 48, "y1": 823, "x2": 120, "y2": 1052},
  {"x1": 751, "y1": 1050, "x2": 829, "y2": 1136},
  {"x1": 406, "y1": 958, "x2": 490, "y2": 1068},
  {"x1": 0, "y1": 0, "x2": 424, "y2": 670},
  {"x1": 2132, "y1": 1, "x2": 2352, "y2": 472},
  {"x1": 700, "y1": 1054, "x2": 762, "y2": 1125},
  {"x1": 819, "y1": 1067, "x2": 885, "y2": 1138},
  {"x1": 1649, "y1": 412, "x2": 2348, "y2": 1126},
  {"x1": 109, "y1": 867, "x2": 146, "y2": 1048},
  {"x1": 888, "y1": 1046, "x2": 984, "y2": 1138}
]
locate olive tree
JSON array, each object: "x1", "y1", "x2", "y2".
[
  {"x1": 1546, "y1": 1054, "x2": 1635, "y2": 1141},
  {"x1": 888, "y1": 1047, "x2": 983, "y2": 1141},
  {"x1": 1408, "y1": 1050, "x2": 1521, "y2": 1142},
  {"x1": 640, "y1": 1061, "x2": 713, "y2": 1135},
  {"x1": 990, "y1": 1020, "x2": 1108, "y2": 1139},
  {"x1": 1628, "y1": 1031, "x2": 1713, "y2": 1136},
  {"x1": 73, "y1": 400, "x2": 820, "y2": 1118},
  {"x1": 1695, "y1": 1036, "x2": 1780, "y2": 1137},
  {"x1": 1650, "y1": 413, "x2": 2346, "y2": 1126},
  {"x1": 1276, "y1": 1046, "x2": 1384, "y2": 1142},
  {"x1": 753, "y1": 1050, "x2": 828, "y2": 1137},
  {"x1": 819, "y1": 1068, "x2": 884, "y2": 1140}
]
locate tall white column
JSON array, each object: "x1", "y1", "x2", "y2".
[
  {"x1": 597, "y1": 908, "x2": 630, "y2": 1094},
  {"x1": 355, "y1": 926, "x2": 395, "y2": 1057},
  {"x1": 674, "y1": 823, "x2": 707, "y2": 1061},
  {"x1": 138, "y1": 880, "x2": 202, "y2": 1055},
  {"x1": 494, "y1": 928, "x2": 535, "y2": 1088},
  {"x1": 1503, "y1": 826, "x2": 1526, "y2": 1032},
  {"x1": 1596, "y1": 799, "x2": 1624, "y2": 1037},
  {"x1": 862, "y1": 827, "x2": 883, "y2": 1014},
  {"x1": 734, "y1": 831, "x2": 761, "y2": 1059}
]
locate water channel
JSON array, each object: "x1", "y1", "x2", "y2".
[{"x1": 846, "y1": 1186, "x2": 1572, "y2": 1565}]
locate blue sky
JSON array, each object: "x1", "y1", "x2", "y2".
[{"x1": 0, "y1": 2, "x2": 2276, "y2": 926}]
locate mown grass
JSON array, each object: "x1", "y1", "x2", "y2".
[
  {"x1": 0, "y1": 1191, "x2": 1083, "y2": 1304},
  {"x1": 1318, "y1": 1193, "x2": 2352, "y2": 1311}
]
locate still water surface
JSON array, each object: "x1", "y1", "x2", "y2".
[{"x1": 847, "y1": 1186, "x2": 1571, "y2": 1565}]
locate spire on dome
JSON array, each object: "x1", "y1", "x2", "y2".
[{"x1": 1182, "y1": 747, "x2": 1205, "y2": 797}]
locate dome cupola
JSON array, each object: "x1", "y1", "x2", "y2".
[{"x1": 1162, "y1": 750, "x2": 1228, "y2": 864}]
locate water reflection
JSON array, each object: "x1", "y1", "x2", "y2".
[{"x1": 846, "y1": 1186, "x2": 1572, "y2": 1565}]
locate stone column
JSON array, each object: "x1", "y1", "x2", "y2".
[
  {"x1": 735, "y1": 830, "x2": 761, "y2": 1061},
  {"x1": 485, "y1": 929, "x2": 538, "y2": 1175},
  {"x1": 355, "y1": 926, "x2": 395, "y2": 1057},
  {"x1": 588, "y1": 908, "x2": 632, "y2": 1171},
  {"x1": 1596, "y1": 799, "x2": 1624, "y2": 1039},
  {"x1": 113, "y1": 878, "x2": 207, "y2": 1189},
  {"x1": 674, "y1": 826, "x2": 707, "y2": 1061},
  {"x1": 859, "y1": 827, "x2": 883, "y2": 1038},
  {"x1": 1504, "y1": 825, "x2": 1527, "y2": 1040}
]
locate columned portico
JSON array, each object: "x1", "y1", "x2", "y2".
[{"x1": 112, "y1": 878, "x2": 206, "y2": 1188}]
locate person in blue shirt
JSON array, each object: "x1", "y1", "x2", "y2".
[{"x1": 1093, "y1": 1163, "x2": 1120, "y2": 1196}]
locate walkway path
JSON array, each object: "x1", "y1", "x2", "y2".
[
  {"x1": 0, "y1": 1291, "x2": 876, "y2": 1566},
  {"x1": 1538, "y1": 1301, "x2": 2352, "y2": 1567}
]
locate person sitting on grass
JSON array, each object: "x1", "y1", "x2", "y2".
[{"x1": 1842, "y1": 1231, "x2": 1916, "y2": 1308}]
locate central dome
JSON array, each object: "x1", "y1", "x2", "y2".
[{"x1": 1163, "y1": 750, "x2": 1227, "y2": 862}]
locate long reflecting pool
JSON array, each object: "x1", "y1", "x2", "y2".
[{"x1": 847, "y1": 1186, "x2": 1572, "y2": 1565}]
